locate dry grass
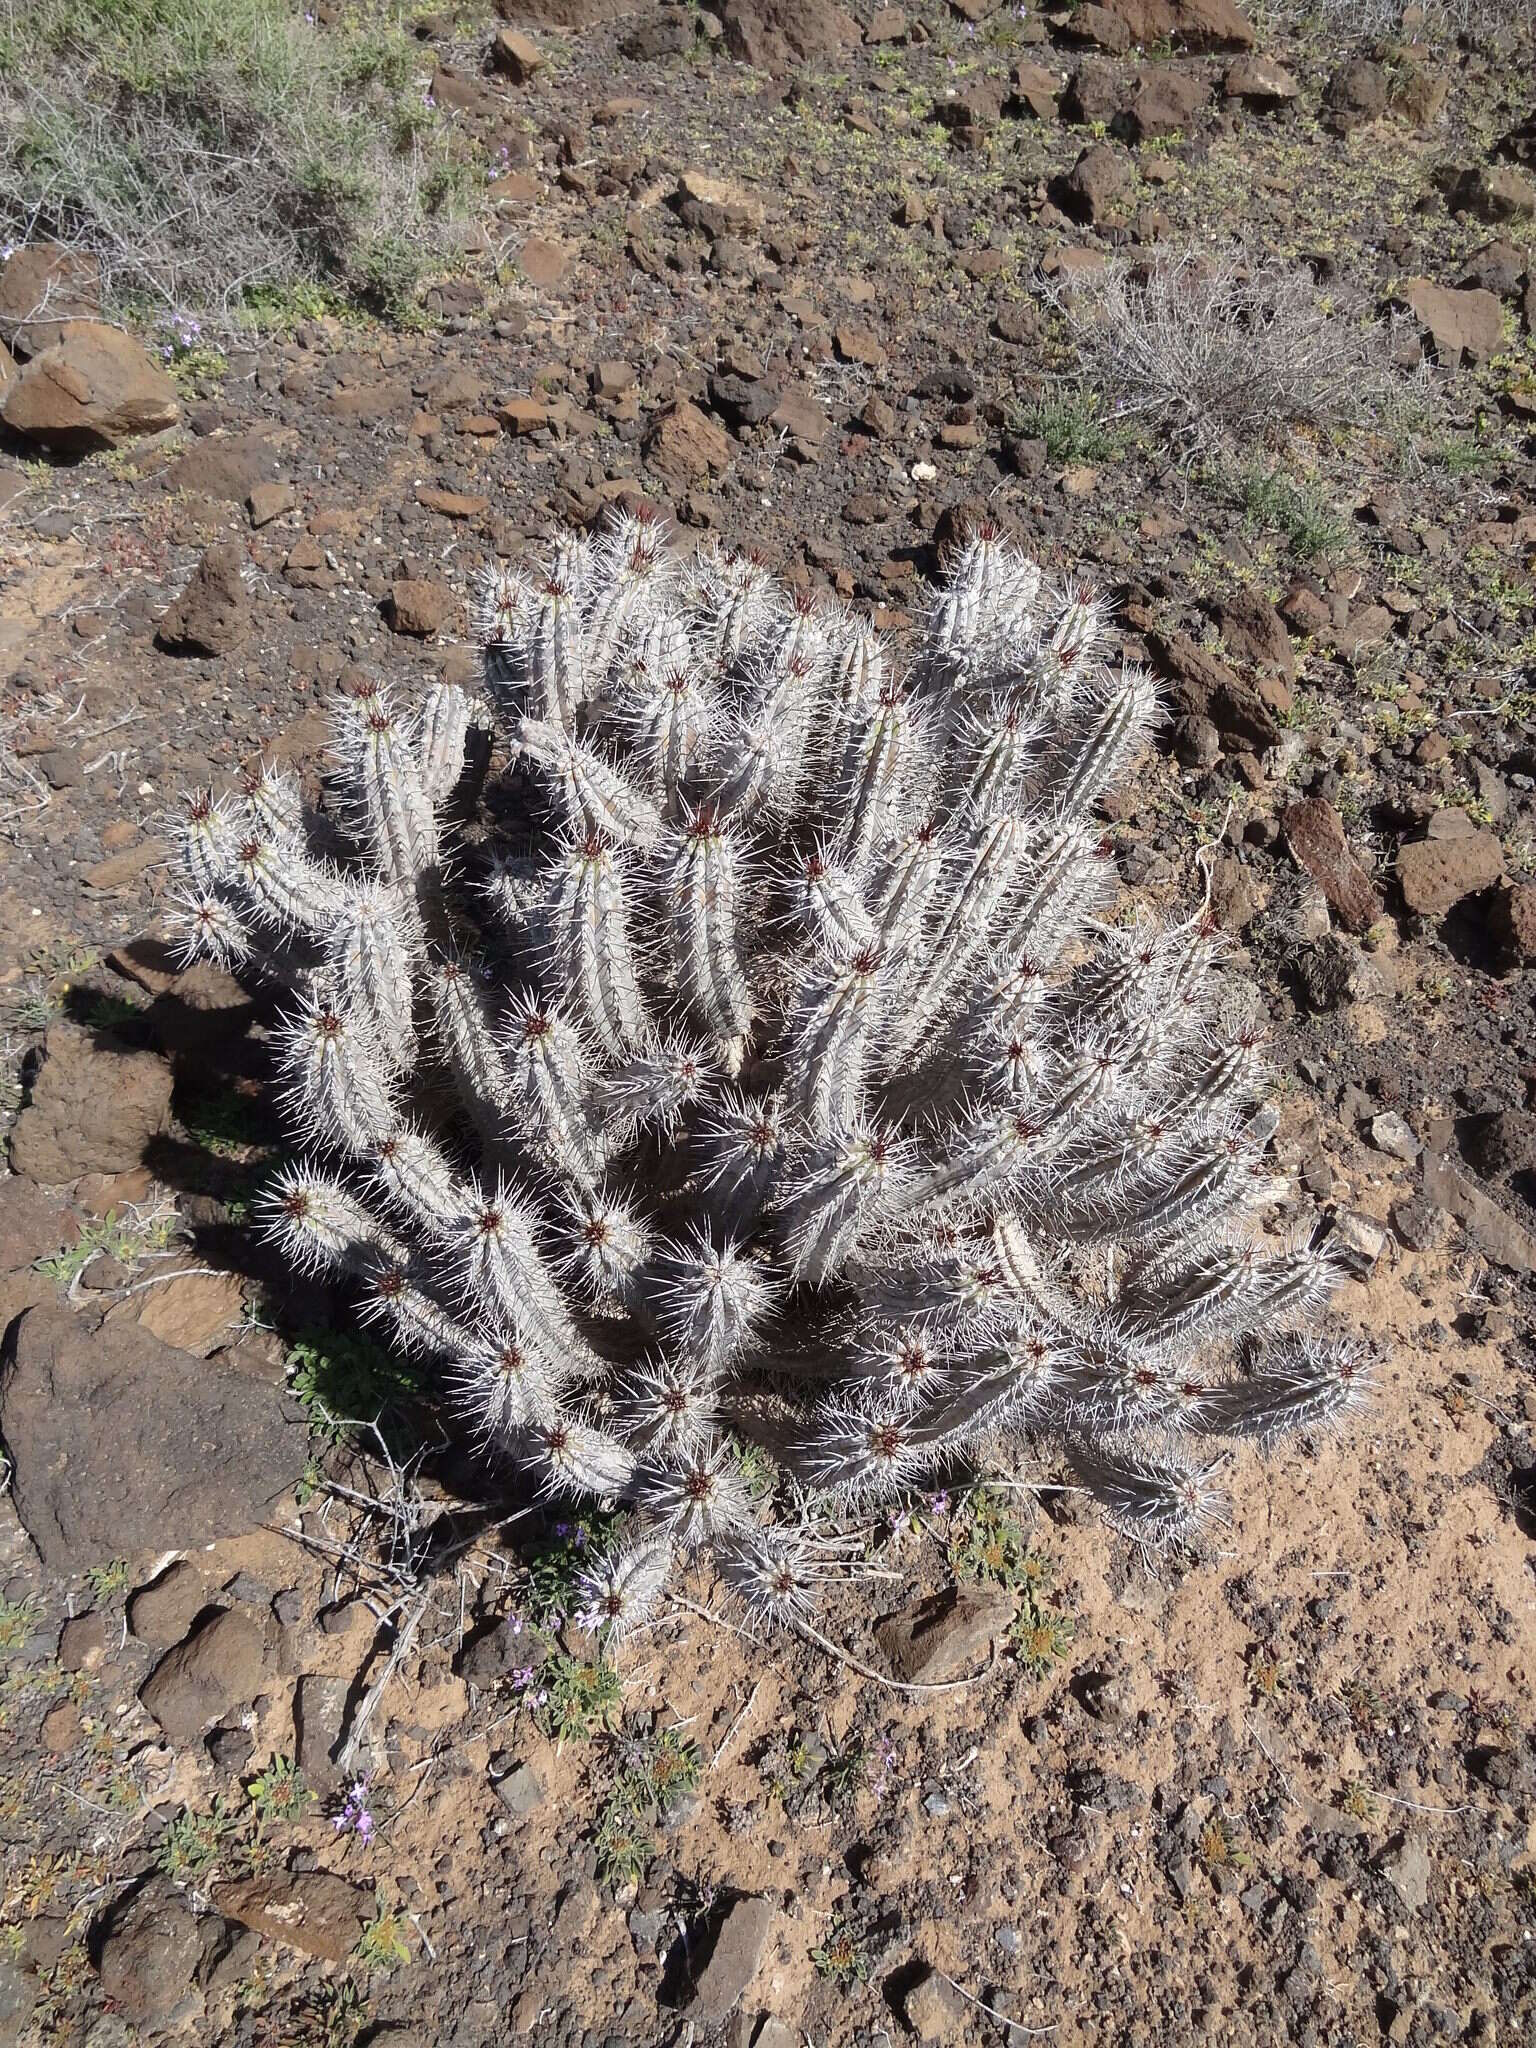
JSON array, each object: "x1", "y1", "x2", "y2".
[
  {"x1": 0, "y1": 0, "x2": 477, "y2": 331},
  {"x1": 1044, "y1": 250, "x2": 1391, "y2": 458}
]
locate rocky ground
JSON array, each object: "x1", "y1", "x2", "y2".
[{"x1": 1, "y1": 0, "x2": 1534, "y2": 2043}]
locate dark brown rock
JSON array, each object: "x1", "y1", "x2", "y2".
[
  {"x1": 719, "y1": 0, "x2": 860, "y2": 70},
  {"x1": 0, "y1": 1306, "x2": 305, "y2": 1573},
  {"x1": 95, "y1": 1879, "x2": 203, "y2": 2024},
  {"x1": 128, "y1": 1561, "x2": 213, "y2": 1649},
  {"x1": 1396, "y1": 830, "x2": 1504, "y2": 916},
  {"x1": 1068, "y1": 0, "x2": 1253, "y2": 49},
  {"x1": 1215, "y1": 588, "x2": 1294, "y2": 680},
  {"x1": 1119, "y1": 65, "x2": 1206, "y2": 141},
  {"x1": 876, "y1": 1583, "x2": 1015, "y2": 1681},
  {"x1": 139, "y1": 1608, "x2": 266, "y2": 1744},
  {"x1": 1281, "y1": 799, "x2": 1381, "y2": 934},
  {"x1": 490, "y1": 26, "x2": 543, "y2": 77},
  {"x1": 157, "y1": 541, "x2": 251, "y2": 657},
  {"x1": 1400, "y1": 280, "x2": 1505, "y2": 367},
  {"x1": 1, "y1": 321, "x2": 178, "y2": 454},
  {"x1": 0, "y1": 1178, "x2": 70, "y2": 1274},
  {"x1": 1059, "y1": 141, "x2": 1135, "y2": 225},
  {"x1": 387, "y1": 579, "x2": 460, "y2": 638},
  {"x1": 1148, "y1": 629, "x2": 1283, "y2": 750},
  {"x1": 164, "y1": 430, "x2": 284, "y2": 504},
  {"x1": 645, "y1": 399, "x2": 733, "y2": 482},
  {"x1": 212, "y1": 1871, "x2": 370, "y2": 1964},
  {"x1": 10, "y1": 1019, "x2": 173, "y2": 1182},
  {"x1": 681, "y1": 1893, "x2": 775, "y2": 2025},
  {"x1": 0, "y1": 245, "x2": 101, "y2": 357},
  {"x1": 1451, "y1": 164, "x2": 1536, "y2": 226},
  {"x1": 1486, "y1": 881, "x2": 1536, "y2": 967}
]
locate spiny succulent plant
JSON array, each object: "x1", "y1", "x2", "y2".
[{"x1": 172, "y1": 511, "x2": 1367, "y2": 1636}]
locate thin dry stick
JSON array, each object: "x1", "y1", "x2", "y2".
[
  {"x1": 935, "y1": 1969, "x2": 1059, "y2": 2038},
  {"x1": 336, "y1": 1580, "x2": 432, "y2": 1776}
]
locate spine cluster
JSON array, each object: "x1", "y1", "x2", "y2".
[{"x1": 174, "y1": 513, "x2": 1366, "y2": 1632}]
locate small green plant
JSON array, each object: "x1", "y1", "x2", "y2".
[
  {"x1": 1338, "y1": 1779, "x2": 1377, "y2": 1823},
  {"x1": 35, "y1": 1206, "x2": 177, "y2": 1289},
  {"x1": 82, "y1": 1559, "x2": 131, "y2": 1603},
  {"x1": 593, "y1": 1793, "x2": 654, "y2": 1890},
  {"x1": 1011, "y1": 1600, "x2": 1076, "y2": 1680},
  {"x1": 291, "y1": 1976, "x2": 370, "y2": 2048},
  {"x1": 159, "y1": 1798, "x2": 238, "y2": 1884},
  {"x1": 246, "y1": 1756, "x2": 310, "y2": 1831},
  {"x1": 1016, "y1": 385, "x2": 1132, "y2": 465},
  {"x1": 0, "y1": 1596, "x2": 42, "y2": 1655},
  {"x1": 1340, "y1": 1676, "x2": 1387, "y2": 1731},
  {"x1": 354, "y1": 1903, "x2": 411, "y2": 1971},
  {"x1": 182, "y1": 1087, "x2": 273, "y2": 1158},
  {"x1": 537, "y1": 1653, "x2": 623, "y2": 1744},
  {"x1": 286, "y1": 1330, "x2": 421, "y2": 1447},
  {"x1": 947, "y1": 1486, "x2": 1036, "y2": 1589},
  {"x1": 819, "y1": 1736, "x2": 870, "y2": 1812},
  {"x1": 811, "y1": 1917, "x2": 869, "y2": 1985},
  {"x1": 1239, "y1": 465, "x2": 1348, "y2": 561}
]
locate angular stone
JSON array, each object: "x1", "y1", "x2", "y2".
[
  {"x1": 10, "y1": 1019, "x2": 172, "y2": 1183},
  {"x1": 128, "y1": 1562, "x2": 212, "y2": 1649},
  {"x1": 1451, "y1": 164, "x2": 1536, "y2": 225},
  {"x1": 1059, "y1": 142, "x2": 1135, "y2": 225},
  {"x1": 490, "y1": 27, "x2": 543, "y2": 78},
  {"x1": 518, "y1": 236, "x2": 570, "y2": 289},
  {"x1": 0, "y1": 1178, "x2": 70, "y2": 1274},
  {"x1": 1149, "y1": 629, "x2": 1282, "y2": 750},
  {"x1": 0, "y1": 1305, "x2": 304, "y2": 1573},
  {"x1": 1222, "y1": 53, "x2": 1297, "y2": 104},
  {"x1": 1486, "y1": 881, "x2": 1536, "y2": 967},
  {"x1": 157, "y1": 541, "x2": 251, "y2": 657},
  {"x1": 0, "y1": 245, "x2": 101, "y2": 357},
  {"x1": 1281, "y1": 798, "x2": 1381, "y2": 934},
  {"x1": 1119, "y1": 65, "x2": 1206, "y2": 141},
  {"x1": 139, "y1": 1609, "x2": 266, "y2": 1744},
  {"x1": 387, "y1": 580, "x2": 459, "y2": 638},
  {"x1": 107, "y1": 1266, "x2": 246, "y2": 1357},
  {"x1": 675, "y1": 169, "x2": 767, "y2": 231},
  {"x1": 1, "y1": 321, "x2": 178, "y2": 454},
  {"x1": 95, "y1": 1879, "x2": 203, "y2": 2025},
  {"x1": 212, "y1": 1872, "x2": 369, "y2": 1964},
  {"x1": 294, "y1": 1673, "x2": 351, "y2": 1791},
  {"x1": 1215, "y1": 588, "x2": 1295, "y2": 679},
  {"x1": 416, "y1": 485, "x2": 490, "y2": 519},
  {"x1": 1423, "y1": 1143, "x2": 1536, "y2": 1276},
  {"x1": 1399, "y1": 280, "x2": 1505, "y2": 368},
  {"x1": 645, "y1": 399, "x2": 732, "y2": 482},
  {"x1": 247, "y1": 480, "x2": 295, "y2": 527},
  {"x1": 165, "y1": 430, "x2": 284, "y2": 504},
  {"x1": 1009, "y1": 58, "x2": 1059, "y2": 118},
  {"x1": 1073, "y1": 0, "x2": 1253, "y2": 49},
  {"x1": 876, "y1": 1584, "x2": 1014, "y2": 1682},
  {"x1": 1396, "y1": 830, "x2": 1504, "y2": 916},
  {"x1": 719, "y1": 0, "x2": 859, "y2": 71},
  {"x1": 769, "y1": 386, "x2": 833, "y2": 446},
  {"x1": 906, "y1": 1966, "x2": 966, "y2": 2042},
  {"x1": 682, "y1": 1894, "x2": 775, "y2": 2026}
]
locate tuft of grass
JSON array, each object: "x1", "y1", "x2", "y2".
[
  {"x1": 36, "y1": 1204, "x2": 177, "y2": 1290},
  {"x1": 1015, "y1": 384, "x2": 1133, "y2": 466},
  {"x1": 0, "y1": 0, "x2": 479, "y2": 332},
  {"x1": 1239, "y1": 464, "x2": 1349, "y2": 561},
  {"x1": 0, "y1": 1595, "x2": 42, "y2": 1654}
]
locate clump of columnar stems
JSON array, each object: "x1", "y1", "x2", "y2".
[{"x1": 172, "y1": 513, "x2": 1367, "y2": 1638}]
